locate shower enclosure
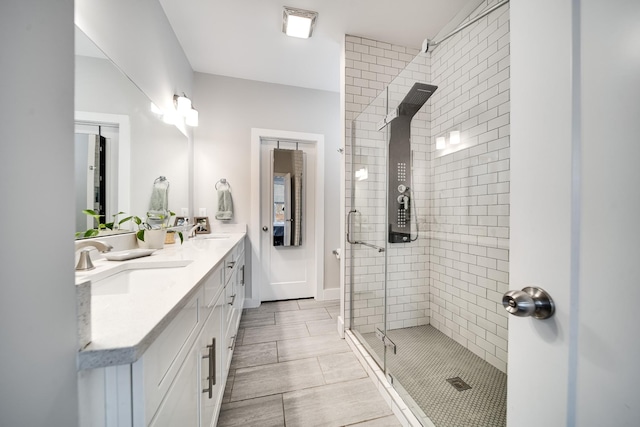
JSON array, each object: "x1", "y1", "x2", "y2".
[{"x1": 347, "y1": 17, "x2": 510, "y2": 425}]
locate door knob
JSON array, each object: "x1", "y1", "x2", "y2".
[
  {"x1": 262, "y1": 226, "x2": 268, "y2": 232},
  {"x1": 502, "y1": 287, "x2": 555, "y2": 319}
]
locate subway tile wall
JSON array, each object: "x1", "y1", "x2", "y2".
[{"x1": 428, "y1": 0, "x2": 510, "y2": 373}]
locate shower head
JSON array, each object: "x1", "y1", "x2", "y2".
[{"x1": 397, "y1": 82, "x2": 438, "y2": 118}]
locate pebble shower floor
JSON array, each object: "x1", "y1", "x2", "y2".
[{"x1": 362, "y1": 325, "x2": 507, "y2": 427}]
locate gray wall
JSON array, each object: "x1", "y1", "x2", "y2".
[
  {"x1": 193, "y1": 73, "x2": 341, "y2": 293},
  {"x1": 0, "y1": 1, "x2": 78, "y2": 426}
]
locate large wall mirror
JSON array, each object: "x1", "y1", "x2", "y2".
[
  {"x1": 272, "y1": 148, "x2": 304, "y2": 247},
  {"x1": 74, "y1": 27, "x2": 188, "y2": 238}
]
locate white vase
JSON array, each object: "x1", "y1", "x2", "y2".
[{"x1": 137, "y1": 229, "x2": 167, "y2": 249}]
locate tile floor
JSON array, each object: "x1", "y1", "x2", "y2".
[{"x1": 218, "y1": 299, "x2": 402, "y2": 427}]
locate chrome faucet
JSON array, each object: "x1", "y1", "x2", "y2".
[
  {"x1": 187, "y1": 223, "x2": 203, "y2": 238},
  {"x1": 75, "y1": 240, "x2": 113, "y2": 271}
]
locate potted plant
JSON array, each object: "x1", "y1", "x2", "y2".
[
  {"x1": 76, "y1": 210, "x2": 133, "y2": 238},
  {"x1": 133, "y1": 211, "x2": 183, "y2": 249}
]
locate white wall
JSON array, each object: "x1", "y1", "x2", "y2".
[
  {"x1": 577, "y1": 0, "x2": 640, "y2": 424},
  {"x1": 193, "y1": 73, "x2": 341, "y2": 294},
  {"x1": 0, "y1": 1, "x2": 78, "y2": 426}
]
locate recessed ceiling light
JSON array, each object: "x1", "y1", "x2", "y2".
[{"x1": 282, "y1": 6, "x2": 318, "y2": 39}]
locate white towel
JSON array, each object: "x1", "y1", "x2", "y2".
[{"x1": 215, "y1": 189, "x2": 233, "y2": 220}]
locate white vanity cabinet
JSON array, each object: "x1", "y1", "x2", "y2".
[
  {"x1": 78, "y1": 236, "x2": 246, "y2": 427},
  {"x1": 222, "y1": 240, "x2": 245, "y2": 375}
]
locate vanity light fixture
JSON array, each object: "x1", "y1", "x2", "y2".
[
  {"x1": 162, "y1": 110, "x2": 179, "y2": 125},
  {"x1": 185, "y1": 107, "x2": 199, "y2": 127},
  {"x1": 150, "y1": 102, "x2": 163, "y2": 115},
  {"x1": 175, "y1": 95, "x2": 192, "y2": 115},
  {"x1": 282, "y1": 6, "x2": 318, "y2": 39},
  {"x1": 172, "y1": 94, "x2": 199, "y2": 127}
]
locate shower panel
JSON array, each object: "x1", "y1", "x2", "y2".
[{"x1": 386, "y1": 82, "x2": 437, "y2": 243}]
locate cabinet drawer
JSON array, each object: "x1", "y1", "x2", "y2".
[
  {"x1": 223, "y1": 253, "x2": 235, "y2": 285},
  {"x1": 135, "y1": 287, "x2": 203, "y2": 423}
]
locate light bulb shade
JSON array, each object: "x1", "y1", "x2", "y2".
[
  {"x1": 176, "y1": 95, "x2": 192, "y2": 114},
  {"x1": 162, "y1": 110, "x2": 179, "y2": 125},
  {"x1": 150, "y1": 102, "x2": 162, "y2": 115},
  {"x1": 450, "y1": 130, "x2": 461, "y2": 145},
  {"x1": 436, "y1": 136, "x2": 446, "y2": 150},
  {"x1": 185, "y1": 108, "x2": 199, "y2": 127},
  {"x1": 283, "y1": 7, "x2": 318, "y2": 38}
]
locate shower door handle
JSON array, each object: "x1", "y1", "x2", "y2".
[
  {"x1": 347, "y1": 209, "x2": 385, "y2": 252},
  {"x1": 346, "y1": 210, "x2": 357, "y2": 244},
  {"x1": 502, "y1": 287, "x2": 555, "y2": 319}
]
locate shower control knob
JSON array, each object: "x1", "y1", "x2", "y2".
[
  {"x1": 502, "y1": 287, "x2": 555, "y2": 319},
  {"x1": 397, "y1": 184, "x2": 407, "y2": 193}
]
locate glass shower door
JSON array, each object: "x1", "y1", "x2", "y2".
[{"x1": 348, "y1": 89, "x2": 389, "y2": 368}]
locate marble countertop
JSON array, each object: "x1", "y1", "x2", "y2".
[{"x1": 76, "y1": 231, "x2": 245, "y2": 371}]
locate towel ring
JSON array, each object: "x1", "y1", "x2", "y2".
[{"x1": 215, "y1": 178, "x2": 231, "y2": 191}]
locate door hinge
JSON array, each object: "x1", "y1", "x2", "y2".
[{"x1": 375, "y1": 328, "x2": 397, "y2": 355}]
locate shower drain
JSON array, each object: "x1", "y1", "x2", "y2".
[{"x1": 446, "y1": 377, "x2": 472, "y2": 392}]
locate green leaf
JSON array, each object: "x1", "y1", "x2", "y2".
[
  {"x1": 136, "y1": 230, "x2": 145, "y2": 241},
  {"x1": 118, "y1": 216, "x2": 133, "y2": 225},
  {"x1": 82, "y1": 209, "x2": 103, "y2": 221},
  {"x1": 84, "y1": 229, "x2": 99, "y2": 238},
  {"x1": 177, "y1": 231, "x2": 183, "y2": 244}
]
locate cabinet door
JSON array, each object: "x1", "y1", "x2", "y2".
[
  {"x1": 199, "y1": 300, "x2": 224, "y2": 427},
  {"x1": 147, "y1": 345, "x2": 198, "y2": 427}
]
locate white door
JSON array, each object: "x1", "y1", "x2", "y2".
[
  {"x1": 510, "y1": 1, "x2": 640, "y2": 426},
  {"x1": 259, "y1": 139, "x2": 317, "y2": 301}
]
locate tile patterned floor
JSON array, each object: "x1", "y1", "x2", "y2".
[
  {"x1": 218, "y1": 299, "x2": 401, "y2": 427},
  {"x1": 361, "y1": 326, "x2": 507, "y2": 427}
]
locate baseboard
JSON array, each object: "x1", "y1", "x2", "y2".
[
  {"x1": 244, "y1": 298, "x2": 261, "y2": 309},
  {"x1": 322, "y1": 287, "x2": 340, "y2": 301}
]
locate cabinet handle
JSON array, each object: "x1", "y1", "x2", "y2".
[
  {"x1": 211, "y1": 338, "x2": 216, "y2": 387},
  {"x1": 228, "y1": 294, "x2": 236, "y2": 306},
  {"x1": 228, "y1": 335, "x2": 236, "y2": 351},
  {"x1": 241, "y1": 265, "x2": 245, "y2": 286},
  {"x1": 227, "y1": 261, "x2": 236, "y2": 269},
  {"x1": 202, "y1": 338, "x2": 215, "y2": 398}
]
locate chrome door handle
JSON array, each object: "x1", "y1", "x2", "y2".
[
  {"x1": 262, "y1": 226, "x2": 268, "y2": 232},
  {"x1": 502, "y1": 287, "x2": 555, "y2": 319}
]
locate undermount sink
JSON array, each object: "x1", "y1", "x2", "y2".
[
  {"x1": 76, "y1": 259, "x2": 193, "y2": 285},
  {"x1": 91, "y1": 263, "x2": 192, "y2": 295}
]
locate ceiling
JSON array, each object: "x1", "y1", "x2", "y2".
[{"x1": 159, "y1": 0, "x2": 474, "y2": 93}]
